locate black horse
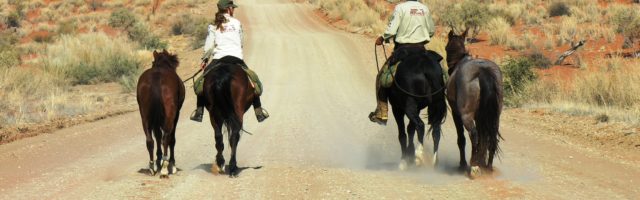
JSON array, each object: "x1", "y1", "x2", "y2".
[
  {"x1": 136, "y1": 50, "x2": 185, "y2": 178},
  {"x1": 446, "y1": 29, "x2": 504, "y2": 178},
  {"x1": 203, "y1": 56, "x2": 257, "y2": 177},
  {"x1": 386, "y1": 47, "x2": 447, "y2": 170}
]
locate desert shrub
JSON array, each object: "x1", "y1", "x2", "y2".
[
  {"x1": 609, "y1": 5, "x2": 640, "y2": 46},
  {"x1": 170, "y1": 14, "x2": 210, "y2": 49},
  {"x1": 42, "y1": 33, "x2": 142, "y2": 86},
  {"x1": 549, "y1": 1, "x2": 570, "y2": 17},
  {"x1": 0, "y1": 31, "x2": 20, "y2": 68},
  {"x1": 109, "y1": 9, "x2": 167, "y2": 50},
  {"x1": 109, "y1": 9, "x2": 138, "y2": 29},
  {"x1": 6, "y1": 3, "x2": 25, "y2": 28},
  {"x1": 502, "y1": 57, "x2": 537, "y2": 106},
  {"x1": 440, "y1": 0, "x2": 491, "y2": 40},
  {"x1": 524, "y1": 50, "x2": 552, "y2": 69}
]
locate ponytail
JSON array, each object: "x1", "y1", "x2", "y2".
[{"x1": 214, "y1": 8, "x2": 228, "y2": 31}]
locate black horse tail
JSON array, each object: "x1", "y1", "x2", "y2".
[
  {"x1": 476, "y1": 66, "x2": 503, "y2": 160},
  {"x1": 212, "y1": 64, "x2": 242, "y2": 133}
]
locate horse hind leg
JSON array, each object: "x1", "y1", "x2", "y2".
[
  {"x1": 451, "y1": 110, "x2": 468, "y2": 171},
  {"x1": 228, "y1": 128, "x2": 241, "y2": 177},
  {"x1": 159, "y1": 110, "x2": 177, "y2": 179},
  {"x1": 211, "y1": 116, "x2": 225, "y2": 175},
  {"x1": 142, "y1": 120, "x2": 156, "y2": 175}
]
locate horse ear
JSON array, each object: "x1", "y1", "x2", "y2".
[
  {"x1": 462, "y1": 28, "x2": 469, "y2": 38},
  {"x1": 162, "y1": 49, "x2": 168, "y2": 54},
  {"x1": 448, "y1": 29, "x2": 455, "y2": 38},
  {"x1": 153, "y1": 50, "x2": 158, "y2": 59}
]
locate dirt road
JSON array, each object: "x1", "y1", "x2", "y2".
[{"x1": 1, "y1": 0, "x2": 639, "y2": 199}]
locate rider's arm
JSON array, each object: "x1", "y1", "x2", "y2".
[
  {"x1": 382, "y1": 6, "x2": 402, "y2": 41},
  {"x1": 425, "y1": 7, "x2": 436, "y2": 38},
  {"x1": 202, "y1": 24, "x2": 216, "y2": 60}
]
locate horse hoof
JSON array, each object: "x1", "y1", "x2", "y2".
[
  {"x1": 398, "y1": 160, "x2": 408, "y2": 171},
  {"x1": 469, "y1": 166, "x2": 482, "y2": 179},
  {"x1": 432, "y1": 152, "x2": 438, "y2": 166},
  {"x1": 211, "y1": 165, "x2": 225, "y2": 175},
  {"x1": 148, "y1": 161, "x2": 156, "y2": 176},
  {"x1": 160, "y1": 174, "x2": 169, "y2": 179},
  {"x1": 415, "y1": 146, "x2": 424, "y2": 166}
]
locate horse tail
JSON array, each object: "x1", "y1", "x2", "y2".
[
  {"x1": 148, "y1": 74, "x2": 166, "y2": 133},
  {"x1": 476, "y1": 66, "x2": 503, "y2": 159},
  {"x1": 212, "y1": 65, "x2": 242, "y2": 132}
]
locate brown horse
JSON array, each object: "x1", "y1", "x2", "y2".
[
  {"x1": 445, "y1": 29, "x2": 504, "y2": 178},
  {"x1": 203, "y1": 56, "x2": 256, "y2": 177},
  {"x1": 136, "y1": 50, "x2": 185, "y2": 178}
]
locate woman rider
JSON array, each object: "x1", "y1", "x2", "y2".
[{"x1": 190, "y1": 0, "x2": 269, "y2": 123}]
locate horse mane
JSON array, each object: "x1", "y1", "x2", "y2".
[{"x1": 152, "y1": 50, "x2": 180, "y2": 69}]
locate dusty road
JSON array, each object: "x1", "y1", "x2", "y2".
[{"x1": 1, "y1": 0, "x2": 639, "y2": 199}]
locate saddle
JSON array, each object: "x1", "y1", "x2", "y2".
[
  {"x1": 380, "y1": 49, "x2": 443, "y2": 88},
  {"x1": 194, "y1": 56, "x2": 263, "y2": 96}
]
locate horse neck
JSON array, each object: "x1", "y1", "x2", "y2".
[{"x1": 446, "y1": 51, "x2": 470, "y2": 75}]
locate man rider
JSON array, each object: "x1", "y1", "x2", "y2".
[{"x1": 369, "y1": 0, "x2": 436, "y2": 125}]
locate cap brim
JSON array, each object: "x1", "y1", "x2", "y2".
[{"x1": 231, "y1": 4, "x2": 238, "y2": 8}]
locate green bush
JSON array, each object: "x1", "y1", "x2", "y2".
[
  {"x1": 549, "y1": 1, "x2": 570, "y2": 17},
  {"x1": 170, "y1": 14, "x2": 210, "y2": 49},
  {"x1": 109, "y1": 9, "x2": 138, "y2": 29},
  {"x1": 502, "y1": 57, "x2": 538, "y2": 106}
]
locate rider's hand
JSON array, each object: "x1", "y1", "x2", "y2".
[{"x1": 375, "y1": 36, "x2": 384, "y2": 46}]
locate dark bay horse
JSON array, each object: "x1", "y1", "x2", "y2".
[
  {"x1": 387, "y1": 47, "x2": 447, "y2": 170},
  {"x1": 136, "y1": 50, "x2": 185, "y2": 178},
  {"x1": 445, "y1": 29, "x2": 503, "y2": 178},
  {"x1": 203, "y1": 56, "x2": 256, "y2": 177}
]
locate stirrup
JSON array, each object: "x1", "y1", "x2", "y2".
[
  {"x1": 256, "y1": 108, "x2": 269, "y2": 122},
  {"x1": 368, "y1": 112, "x2": 387, "y2": 125}
]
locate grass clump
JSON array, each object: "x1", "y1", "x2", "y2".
[
  {"x1": 42, "y1": 32, "x2": 142, "y2": 86},
  {"x1": 170, "y1": 14, "x2": 211, "y2": 49}
]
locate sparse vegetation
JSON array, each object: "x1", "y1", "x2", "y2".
[{"x1": 108, "y1": 9, "x2": 167, "y2": 50}]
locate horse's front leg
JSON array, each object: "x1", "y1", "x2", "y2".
[
  {"x1": 391, "y1": 108, "x2": 408, "y2": 170},
  {"x1": 450, "y1": 108, "x2": 468, "y2": 171}
]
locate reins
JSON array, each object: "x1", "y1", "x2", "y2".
[{"x1": 374, "y1": 44, "x2": 445, "y2": 98}]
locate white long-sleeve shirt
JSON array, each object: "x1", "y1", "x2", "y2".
[
  {"x1": 382, "y1": 1, "x2": 435, "y2": 44},
  {"x1": 202, "y1": 14, "x2": 244, "y2": 60}
]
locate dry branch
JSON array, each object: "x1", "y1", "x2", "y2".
[{"x1": 555, "y1": 40, "x2": 586, "y2": 65}]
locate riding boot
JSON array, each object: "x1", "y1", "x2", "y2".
[
  {"x1": 369, "y1": 74, "x2": 388, "y2": 125},
  {"x1": 252, "y1": 97, "x2": 269, "y2": 122},
  {"x1": 190, "y1": 107, "x2": 204, "y2": 122}
]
